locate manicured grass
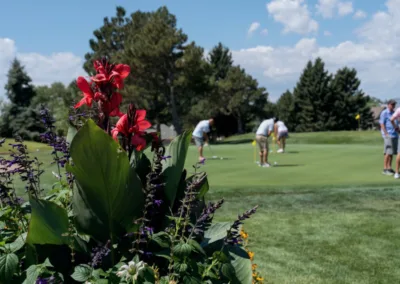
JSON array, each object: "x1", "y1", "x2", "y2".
[
  {"x1": 2, "y1": 133, "x2": 400, "y2": 283},
  {"x1": 221, "y1": 130, "x2": 383, "y2": 145}
]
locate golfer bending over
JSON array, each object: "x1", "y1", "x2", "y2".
[
  {"x1": 192, "y1": 118, "x2": 214, "y2": 163},
  {"x1": 256, "y1": 117, "x2": 278, "y2": 167},
  {"x1": 274, "y1": 120, "x2": 288, "y2": 153}
]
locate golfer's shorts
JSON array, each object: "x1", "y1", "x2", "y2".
[
  {"x1": 278, "y1": 131, "x2": 288, "y2": 139},
  {"x1": 256, "y1": 135, "x2": 269, "y2": 152},
  {"x1": 384, "y1": 137, "x2": 399, "y2": 155},
  {"x1": 193, "y1": 136, "x2": 204, "y2": 147}
]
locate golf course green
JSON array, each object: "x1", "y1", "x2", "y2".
[{"x1": 2, "y1": 131, "x2": 400, "y2": 283}]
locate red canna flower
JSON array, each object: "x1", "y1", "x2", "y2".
[
  {"x1": 101, "y1": 92, "x2": 124, "y2": 117},
  {"x1": 91, "y1": 61, "x2": 130, "y2": 90},
  {"x1": 74, "y1": 77, "x2": 95, "y2": 108},
  {"x1": 111, "y1": 109, "x2": 152, "y2": 151}
]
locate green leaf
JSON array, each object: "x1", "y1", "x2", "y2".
[
  {"x1": 0, "y1": 253, "x2": 18, "y2": 283},
  {"x1": 27, "y1": 198, "x2": 69, "y2": 245},
  {"x1": 71, "y1": 264, "x2": 93, "y2": 282},
  {"x1": 221, "y1": 263, "x2": 236, "y2": 281},
  {"x1": 67, "y1": 119, "x2": 144, "y2": 241},
  {"x1": 24, "y1": 264, "x2": 41, "y2": 284},
  {"x1": 66, "y1": 125, "x2": 78, "y2": 145},
  {"x1": 228, "y1": 246, "x2": 252, "y2": 284},
  {"x1": 150, "y1": 232, "x2": 170, "y2": 248},
  {"x1": 130, "y1": 151, "x2": 151, "y2": 186},
  {"x1": 5, "y1": 233, "x2": 27, "y2": 252},
  {"x1": 162, "y1": 131, "x2": 192, "y2": 206},
  {"x1": 201, "y1": 222, "x2": 231, "y2": 248},
  {"x1": 173, "y1": 242, "x2": 192, "y2": 257},
  {"x1": 187, "y1": 239, "x2": 206, "y2": 255}
]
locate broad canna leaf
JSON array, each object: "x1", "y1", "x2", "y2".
[
  {"x1": 67, "y1": 119, "x2": 144, "y2": 242},
  {"x1": 228, "y1": 245, "x2": 252, "y2": 284},
  {"x1": 66, "y1": 125, "x2": 78, "y2": 145},
  {"x1": 27, "y1": 198, "x2": 69, "y2": 245},
  {"x1": 162, "y1": 131, "x2": 192, "y2": 206}
]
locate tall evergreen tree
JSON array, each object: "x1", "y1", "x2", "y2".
[
  {"x1": 0, "y1": 59, "x2": 44, "y2": 140},
  {"x1": 276, "y1": 90, "x2": 295, "y2": 131},
  {"x1": 208, "y1": 42, "x2": 233, "y2": 81},
  {"x1": 331, "y1": 67, "x2": 373, "y2": 130},
  {"x1": 293, "y1": 58, "x2": 332, "y2": 132}
]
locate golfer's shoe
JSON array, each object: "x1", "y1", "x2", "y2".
[
  {"x1": 262, "y1": 163, "x2": 271, "y2": 168},
  {"x1": 395, "y1": 173, "x2": 400, "y2": 179},
  {"x1": 389, "y1": 169, "x2": 395, "y2": 174},
  {"x1": 277, "y1": 149, "x2": 284, "y2": 153},
  {"x1": 383, "y1": 169, "x2": 394, "y2": 175}
]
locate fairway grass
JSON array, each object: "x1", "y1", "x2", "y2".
[{"x1": 2, "y1": 140, "x2": 400, "y2": 283}]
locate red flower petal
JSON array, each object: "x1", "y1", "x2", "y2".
[
  {"x1": 74, "y1": 97, "x2": 87, "y2": 109},
  {"x1": 137, "y1": 120, "x2": 152, "y2": 131},
  {"x1": 115, "y1": 114, "x2": 129, "y2": 136},
  {"x1": 135, "y1": 110, "x2": 147, "y2": 121},
  {"x1": 109, "y1": 107, "x2": 124, "y2": 118},
  {"x1": 111, "y1": 129, "x2": 119, "y2": 142},
  {"x1": 113, "y1": 64, "x2": 131, "y2": 79},
  {"x1": 77, "y1": 77, "x2": 93, "y2": 95},
  {"x1": 131, "y1": 135, "x2": 146, "y2": 151},
  {"x1": 91, "y1": 74, "x2": 108, "y2": 82}
]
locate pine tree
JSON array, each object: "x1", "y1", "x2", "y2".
[
  {"x1": 208, "y1": 42, "x2": 233, "y2": 81},
  {"x1": 276, "y1": 90, "x2": 295, "y2": 131},
  {"x1": 293, "y1": 61, "x2": 315, "y2": 132},
  {"x1": 293, "y1": 58, "x2": 332, "y2": 132},
  {"x1": 331, "y1": 67, "x2": 373, "y2": 130},
  {"x1": 0, "y1": 59, "x2": 44, "y2": 140}
]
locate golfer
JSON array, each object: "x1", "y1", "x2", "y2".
[
  {"x1": 192, "y1": 118, "x2": 214, "y2": 163},
  {"x1": 274, "y1": 120, "x2": 288, "y2": 153},
  {"x1": 390, "y1": 105, "x2": 400, "y2": 179},
  {"x1": 255, "y1": 117, "x2": 278, "y2": 167},
  {"x1": 380, "y1": 99, "x2": 398, "y2": 176}
]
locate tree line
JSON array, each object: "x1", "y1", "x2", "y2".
[{"x1": 0, "y1": 6, "x2": 376, "y2": 140}]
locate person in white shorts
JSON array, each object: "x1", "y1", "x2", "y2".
[
  {"x1": 192, "y1": 118, "x2": 214, "y2": 162},
  {"x1": 255, "y1": 117, "x2": 278, "y2": 167},
  {"x1": 274, "y1": 120, "x2": 288, "y2": 153}
]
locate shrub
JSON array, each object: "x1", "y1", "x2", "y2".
[{"x1": 0, "y1": 58, "x2": 261, "y2": 283}]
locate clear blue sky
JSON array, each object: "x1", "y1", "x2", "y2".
[{"x1": 0, "y1": 0, "x2": 397, "y2": 101}]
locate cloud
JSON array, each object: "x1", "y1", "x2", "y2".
[
  {"x1": 0, "y1": 38, "x2": 83, "y2": 98},
  {"x1": 337, "y1": 1, "x2": 353, "y2": 16},
  {"x1": 316, "y1": 0, "x2": 338, "y2": 18},
  {"x1": 323, "y1": 30, "x2": 332, "y2": 36},
  {"x1": 266, "y1": 0, "x2": 318, "y2": 34},
  {"x1": 261, "y1": 29, "x2": 269, "y2": 36},
  {"x1": 232, "y1": 0, "x2": 400, "y2": 101},
  {"x1": 247, "y1": 22, "x2": 261, "y2": 36},
  {"x1": 353, "y1": 10, "x2": 367, "y2": 19}
]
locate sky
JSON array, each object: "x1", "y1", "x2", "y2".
[{"x1": 0, "y1": 0, "x2": 399, "y2": 102}]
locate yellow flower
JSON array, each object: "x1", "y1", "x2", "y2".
[
  {"x1": 240, "y1": 230, "x2": 249, "y2": 239},
  {"x1": 252, "y1": 273, "x2": 257, "y2": 277},
  {"x1": 257, "y1": 277, "x2": 264, "y2": 281},
  {"x1": 252, "y1": 264, "x2": 258, "y2": 270},
  {"x1": 248, "y1": 251, "x2": 254, "y2": 260}
]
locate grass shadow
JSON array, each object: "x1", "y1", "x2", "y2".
[
  {"x1": 274, "y1": 164, "x2": 303, "y2": 167},
  {"x1": 216, "y1": 139, "x2": 253, "y2": 145},
  {"x1": 285, "y1": 151, "x2": 299, "y2": 154}
]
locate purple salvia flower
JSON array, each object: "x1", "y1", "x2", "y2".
[
  {"x1": 224, "y1": 205, "x2": 258, "y2": 246},
  {"x1": 89, "y1": 240, "x2": 111, "y2": 268}
]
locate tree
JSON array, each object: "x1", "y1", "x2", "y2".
[
  {"x1": 330, "y1": 67, "x2": 373, "y2": 130},
  {"x1": 276, "y1": 90, "x2": 295, "y2": 131},
  {"x1": 218, "y1": 66, "x2": 268, "y2": 134},
  {"x1": 0, "y1": 59, "x2": 44, "y2": 140},
  {"x1": 208, "y1": 42, "x2": 233, "y2": 81},
  {"x1": 117, "y1": 7, "x2": 189, "y2": 134},
  {"x1": 293, "y1": 58, "x2": 332, "y2": 132},
  {"x1": 83, "y1": 6, "x2": 130, "y2": 74},
  {"x1": 32, "y1": 82, "x2": 74, "y2": 135}
]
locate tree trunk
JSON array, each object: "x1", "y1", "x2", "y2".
[
  {"x1": 236, "y1": 112, "x2": 244, "y2": 134},
  {"x1": 169, "y1": 80, "x2": 182, "y2": 135}
]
